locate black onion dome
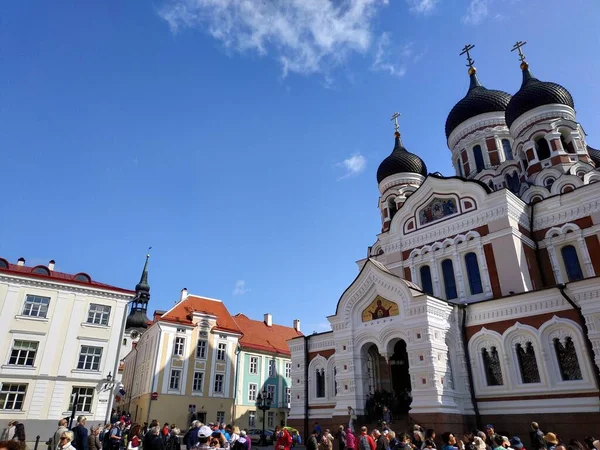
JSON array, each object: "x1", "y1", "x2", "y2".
[
  {"x1": 126, "y1": 309, "x2": 149, "y2": 329},
  {"x1": 445, "y1": 70, "x2": 512, "y2": 139},
  {"x1": 377, "y1": 132, "x2": 428, "y2": 183},
  {"x1": 506, "y1": 63, "x2": 574, "y2": 128},
  {"x1": 587, "y1": 145, "x2": 600, "y2": 166}
]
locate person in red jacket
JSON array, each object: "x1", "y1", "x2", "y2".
[
  {"x1": 277, "y1": 429, "x2": 293, "y2": 450},
  {"x1": 355, "y1": 427, "x2": 376, "y2": 450}
]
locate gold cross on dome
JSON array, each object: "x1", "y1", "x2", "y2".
[
  {"x1": 390, "y1": 112, "x2": 401, "y2": 133},
  {"x1": 460, "y1": 44, "x2": 475, "y2": 68},
  {"x1": 511, "y1": 40, "x2": 527, "y2": 62}
]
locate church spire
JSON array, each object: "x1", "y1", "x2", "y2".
[
  {"x1": 126, "y1": 251, "x2": 151, "y2": 330},
  {"x1": 135, "y1": 252, "x2": 150, "y2": 295}
]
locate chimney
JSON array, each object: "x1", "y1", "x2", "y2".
[
  {"x1": 17, "y1": 257, "x2": 25, "y2": 266},
  {"x1": 48, "y1": 260, "x2": 55, "y2": 271},
  {"x1": 264, "y1": 313, "x2": 272, "y2": 327},
  {"x1": 180, "y1": 288, "x2": 188, "y2": 302},
  {"x1": 293, "y1": 319, "x2": 301, "y2": 332}
]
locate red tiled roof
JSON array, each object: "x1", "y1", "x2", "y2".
[
  {"x1": 0, "y1": 258, "x2": 135, "y2": 294},
  {"x1": 158, "y1": 295, "x2": 242, "y2": 334},
  {"x1": 233, "y1": 313, "x2": 303, "y2": 356}
]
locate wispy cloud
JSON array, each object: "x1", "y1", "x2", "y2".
[
  {"x1": 336, "y1": 153, "x2": 367, "y2": 180},
  {"x1": 233, "y1": 280, "x2": 250, "y2": 296},
  {"x1": 462, "y1": 0, "x2": 492, "y2": 24},
  {"x1": 159, "y1": 0, "x2": 391, "y2": 77},
  {"x1": 406, "y1": 0, "x2": 440, "y2": 15},
  {"x1": 371, "y1": 34, "x2": 425, "y2": 77}
]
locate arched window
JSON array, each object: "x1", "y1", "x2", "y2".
[
  {"x1": 441, "y1": 259, "x2": 457, "y2": 300},
  {"x1": 560, "y1": 132, "x2": 575, "y2": 154},
  {"x1": 561, "y1": 245, "x2": 584, "y2": 281},
  {"x1": 445, "y1": 351, "x2": 455, "y2": 390},
  {"x1": 0, "y1": 259, "x2": 8, "y2": 269},
  {"x1": 544, "y1": 177, "x2": 555, "y2": 189},
  {"x1": 481, "y1": 346, "x2": 503, "y2": 386},
  {"x1": 465, "y1": 252, "x2": 483, "y2": 295},
  {"x1": 502, "y1": 139, "x2": 513, "y2": 160},
  {"x1": 473, "y1": 145, "x2": 485, "y2": 172},
  {"x1": 315, "y1": 368, "x2": 325, "y2": 397},
  {"x1": 553, "y1": 336, "x2": 582, "y2": 380},
  {"x1": 388, "y1": 198, "x2": 398, "y2": 219},
  {"x1": 516, "y1": 342, "x2": 541, "y2": 383},
  {"x1": 332, "y1": 366, "x2": 337, "y2": 397},
  {"x1": 420, "y1": 265, "x2": 434, "y2": 295},
  {"x1": 505, "y1": 172, "x2": 520, "y2": 194},
  {"x1": 535, "y1": 138, "x2": 551, "y2": 160},
  {"x1": 457, "y1": 159, "x2": 464, "y2": 177}
]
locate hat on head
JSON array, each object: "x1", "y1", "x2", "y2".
[
  {"x1": 502, "y1": 437, "x2": 510, "y2": 445},
  {"x1": 198, "y1": 426, "x2": 213, "y2": 438},
  {"x1": 485, "y1": 424, "x2": 494, "y2": 430},
  {"x1": 240, "y1": 430, "x2": 247, "y2": 437},
  {"x1": 510, "y1": 437, "x2": 524, "y2": 450},
  {"x1": 543, "y1": 433, "x2": 558, "y2": 445}
]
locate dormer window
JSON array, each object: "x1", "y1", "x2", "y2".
[
  {"x1": 74, "y1": 273, "x2": 91, "y2": 283},
  {"x1": 0, "y1": 258, "x2": 8, "y2": 269},
  {"x1": 32, "y1": 266, "x2": 49, "y2": 276}
]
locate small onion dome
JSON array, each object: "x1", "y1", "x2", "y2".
[
  {"x1": 126, "y1": 308, "x2": 149, "y2": 329},
  {"x1": 376, "y1": 131, "x2": 427, "y2": 183},
  {"x1": 587, "y1": 145, "x2": 600, "y2": 166},
  {"x1": 505, "y1": 62, "x2": 574, "y2": 128},
  {"x1": 445, "y1": 68, "x2": 512, "y2": 139}
]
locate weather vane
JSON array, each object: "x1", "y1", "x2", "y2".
[
  {"x1": 460, "y1": 44, "x2": 476, "y2": 69},
  {"x1": 147, "y1": 246, "x2": 152, "y2": 258},
  {"x1": 390, "y1": 112, "x2": 401, "y2": 133},
  {"x1": 511, "y1": 40, "x2": 527, "y2": 62}
]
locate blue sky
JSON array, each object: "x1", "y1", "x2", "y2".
[{"x1": 1, "y1": 0, "x2": 599, "y2": 333}]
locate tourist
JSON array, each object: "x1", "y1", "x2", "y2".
[
  {"x1": 372, "y1": 430, "x2": 387, "y2": 450},
  {"x1": 530, "y1": 424, "x2": 547, "y2": 450},
  {"x1": 315, "y1": 424, "x2": 323, "y2": 442},
  {"x1": 12, "y1": 422, "x2": 25, "y2": 450},
  {"x1": 510, "y1": 437, "x2": 525, "y2": 450},
  {"x1": 109, "y1": 422, "x2": 123, "y2": 450},
  {"x1": 127, "y1": 425, "x2": 142, "y2": 450},
  {"x1": 320, "y1": 435, "x2": 333, "y2": 450},
  {"x1": 54, "y1": 420, "x2": 69, "y2": 450},
  {"x1": 486, "y1": 427, "x2": 499, "y2": 450},
  {"x1": 441, "y1": 432, "x2": 460, "y2": 450},
  {"x1": 543, "y1": 434, "x2": 559, "y2": 450},
  {"x1": 149, "y1": 427, "x2": 165, "y2": 450},
  {"x1": 386, "y1": 431, "x2": 400, "y2": 450},
  {"x1": 0, "y1": 441, "x2": 21, "y2": 450},
  {"x1": 412, "y1": 429, "x2": 424, "y2": 450},
  {"x1": 307, "y1": 429, "x2": 320, "y2": 450},
  {"x1": 356, "y1": 427, "x2": 376, "y2": 450},
  {"x1": 88, "y1": 426, "x2": 102, "y2": 450},
  {"x1": 277, "y1": 428, "x2": 293, "y2": 450},
  {"x1": 423, "y1": 430, "x2": 437, "y2": 450},
  {"x1": 1, "y1": 423, "x2": 15, "y2": 442},
  {"x1": 346, "y1": 429, "x2": 356, "y2": 450},
  {"x1": 197, "y1": 427, "x2": 213, "y2": 450},
  {"x1": 185, "y1": 421, "x2": 201, "y2": 450},
  {"x1": 382, "y1": 407, "x2": 392, "y2": 426},
  {"x1": 348, "y1": 407, "x2": 357, "y2": 434},
  {"x1": 59, "y1": 431, "x2": 77, "y2": 450},
  {"x1": 72, "y1": 417, "x2": 88, "y2": 450},
  {"x1": 491, "y1": 436, "x2": 505, "y2": 450},
  {"x1": 233, "y1": 431, "x2": 249, "y2": 450},
  {"x1": 143, "y1": 422, "x2": 159, "y2": 450},
  {"x1": 336, "y1": 426, "x2": 347, "y2": 450}
]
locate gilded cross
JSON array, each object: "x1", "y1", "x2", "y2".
[
  {"x1": 460, "y1": 44, "x2": 476, "y2": 68},
  {"x1": 511, "y1": 40, "x2": 527, "y2": 62},
  {"x1": 390, "y1": 112, "x2": 401, "y2": 133}
]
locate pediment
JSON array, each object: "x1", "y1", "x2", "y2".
[{"x1": 361, "y1": 295, "x2": 399, "y2": 322}]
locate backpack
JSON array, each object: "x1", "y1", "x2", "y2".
[{"x1": 359, "y1": 435, "x2": 371, "y2": 450}]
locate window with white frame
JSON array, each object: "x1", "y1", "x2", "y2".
[
  {"x1": 561, "y1": 245, "x2": 584, "y2": 282},
  {"x1": 248, "y1": 410, "x2": 256, "y2": 427},
  {"x1": 285, "y1": 387, "x2": 291, "y2": 404},
  {"x1": 267, "y1": 384, "x2": 275, "y2": 401},
  {"x1": 192, "y1": 372, "x2": 204, "y2": 392},
  {"x1": 169, "y1": 369, "x2": 181, "y2": 390},
  {"x1": 248, "y1": 383, "x2": 258, "y2": 401},
  {"x1": 553, "y1": 336, "x2": 583, "y2": 381},
  {"x1": 216, "y1": 411, "x2": 225, "y2": 424},
  {"x1": 22, "y1": 295, "x2": 50, "y2": 318},
  {"x1": 70, "y1": 387, "x2": 94, "y2": 413},
  {"x1": 250, "y1": 356, "x2": 259, "y2": 374},
  {"x1": 285, "y1": 361, "x2": 292, "y2": 378},
  {"x1": 8, "y1": 340, "x2": 39, "y2": 366},
  {"x1": 515, "y1": 341, "x2": 541, "y2": 384},
  {"x1": 268, "y1": 359, "x2": 276, "y2": 377},
  {"x1": 0, "y1": 384, "x2": 27, "y2": 410},
  {"x1": 216, "y1": 343, "x2": 227, "y2": 361},
  {"x1": 214, "y1": 374, "x2": 224, "y2": 393},
  {"x1": 196, "y1": 340, "x2": 207, "y2": 359},
  {"x1": 267, "y1": 411, "x2": 274, "y2": 428},
  {"x1": 173, "y1": 337, "x2": 185, "y2": 356},
  {"x1": 77, "y1": 346, "x2": 103, "y2": 371},
  {"x1": 87, "y1": 304, "x2": 111, "y2": 326}
]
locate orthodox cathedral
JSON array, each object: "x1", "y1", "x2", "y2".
[{"x1": 288, "y1": 43, "x2": 600, "y2": 440}]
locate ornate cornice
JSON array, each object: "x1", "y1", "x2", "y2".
[{"x1": 533, "y1": 198, "x2": 600, "y2": 231}]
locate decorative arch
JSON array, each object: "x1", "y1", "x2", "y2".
[
  {"x1": 325, "y1": 356, "x2": 337, "y2": 400},
  {"x1": 568, "y1": 162, "x2": 592, "y2": 178},
  {"x1": 469, "y1": 328, "x2": 506, "y2": 390},
  {"x1": 308, "y1": 355, "x2": 328, "y2": 401},
  {"x1": 550, "y1": 174, "x2": 583, "y2": 196},
  {"x1": 534, "y1": 167, "x2": 562, "y2": 188},
  {"x1": 521, "y1": 186, "x2": 549, "y2": 204},
  {"x1": 583, "y1": 171, "x2": 600, "y2": 184},
  {"x1": 503, "y1": 322, "x2": 543, "y2": 385}
]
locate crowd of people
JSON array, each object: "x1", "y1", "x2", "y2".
[{"x1": 302, "y1": 421, "x2": 600, "y2": 450}]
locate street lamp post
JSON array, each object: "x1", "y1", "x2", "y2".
[{"x1": 256, "y1": 390, "x2": 272, "y2": 447}]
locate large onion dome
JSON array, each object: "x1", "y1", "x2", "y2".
[
  {"x1": 505, "y1": 62, "x2": 574, "y2": 128},
  {"x1": 445, "y1": 68, "x2": 512, "y2": 139},
  {"x1": 377, "y1": 132, "x2": 427, "y2": 183}
]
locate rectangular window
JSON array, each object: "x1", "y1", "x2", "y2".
[
  {"x1": 196, "y1": 340, "x2": 207, "y2": 359},
  {"x1": 192, "y1": 372, "x2": 204, "y2": 392},
  {"x1": 173, "y1": 337, "x2": 185, "y2": 356},
  {"x1": 87, "y1": 304, "x2": 111, "y2": 326},
  {"x1": 268, "y1": 360, "x2": 276, "y2": 377},
  {"x1": 22, "y1": 295, "x2": 50, "y2": 318},
  {"x1": 285, "y1": 361, "x2": 292, "y2": 378},
  {"x1": 248, "y1": 383, "x2": 258, "y2": 401},
  {"x1": 248, "y1": 411, "x2": 256, "y2": 427},
  {"x1": 216, "y1": 411, "x2": 225, "y2": 424},
  {"x1": 267, "y1": 384, "x2": 275, "y2": 401},
  {"x1": 77, "y1": 346, "x2": 103, "y2": 371},
  {"x1": 216, "y1": 343, "x2": 227, "y2": 361},
  {"x1": 9, "y1": 340, "x2": 39, "y2": 367},
  {"x1": 214, "y1": 374, "x2": 224, "y2": 393},
  {"x1": 69, "y1": 387, "x2": 94, "y2": 413},
  {"x1": 285, "y1": 387, "x2": 291, "y2": 404},
  {"x1": 0, "y1": 384, "x2": 27, "y2": 410},
  {"x1": 169, "y1": 369, "x2": 181, "y2": 390},
  {"x1": 267, "y1": 411, "x2": 274, "y2": 428},
  {"x1": 249, "y1": 356, "x2": 258, "y2": 374}
]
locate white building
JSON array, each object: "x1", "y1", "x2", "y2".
[{"x1": 0, "y1": 256, "x2": 137, "y2": 441}]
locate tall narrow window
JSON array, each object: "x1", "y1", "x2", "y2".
[
  {"x1": 473, "y1": 145, "x2": 485, "y2": 171},
  {"x1": 196, "y1": 340, "x2": 207, "y2": 359},
  {"x1": 214, "y1": 374, "x2": 224, "y2": 393},
  {"x1": 506, "y1": 171, "x2": 520, "y2": 194},
  {"x1": 441, "y1": 259, "x2": 458, "y2": 300},
  {"x1": 169, "y1": 369, "x2": 181, "y2": 390},
  {"x1": 192, "y1": 372, "x2": 204, "y2": 392},
  {"x1": 248, "y1": 383, "x2": 258, "y2": 401},
  {"x1": 502, "y1": 139, "x2": 513, "y2": 160},
  {"x1": 561, "y1": 133, "x2": 575, "y2": 154},
  {"x1": 516, "y1": 342, "x2": 541, "y2": 383},
  {"x1": 420, "y1": 265, "x2": 434, "y2": 296},
  {"x1": 69, "y1": 387, "x2": 94, "y2": 413},
  {"x1": 561, "y1": 245, "x2": 584, "y2": 281},
  {"x1": 332, "y1": 366, "x2": 337, "y2": 397},
  {"x1": 464, "y1": 252, "x2": 483, "y2": 295},
  {"x1": 388, "y1": 198, "x2": 398, "y2": 219},
  {"x1": 268, "y1": 360, "x2": 276, "y2": 377},
  {"x1": 535, "y1": 138, "x2": 551, "y2": 160},
  {"x1": 249, "y1": 357, "x2": 258, "y2": 375},
  {"x1": 315, "y1": 368, "x2": 325, "y2": 398},
  {"x1": 216, "y1": 343, "x2": 227, "y2": 361},
  {"x1": 457, "y1": 160, "x2": 464, "y2": 177},
  {"x1": 481, "y1": 346, "x2": 503, "y2": 386},
  {"x1": 285, "y1": 362, "x2": 292, "y2": 378},
  {"x1": 267, "y1": 384, "x2": 275, "y2": 400},
  {"x1": 248, "y1": 411, "x2": 256, "y2": 427},
  {"x1": 554, "y1": 336, "x2": 583, "y2": 381},
  {"x1": 173, "y1": 337, "x2": 185, "y2": 356}
]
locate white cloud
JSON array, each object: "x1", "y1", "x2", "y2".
[
  {"x1": 336, "y1": 153, "x2": 367, "y2": 180},
  {"x1": 462, "y1": 0, "x2": 492, "y2": 25},
  {"x1": 406, "y1": 0, "x2": 439, "y2": 15},
  {"x1": 159, "y1": 0, "x2": 391, "y2": 76},
  {"x1": 371, "y1": 33, "x2": 425, "y2": 77},
  {"x1": 232, "y1": 280, "x2": 250, "y2": 296}
]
